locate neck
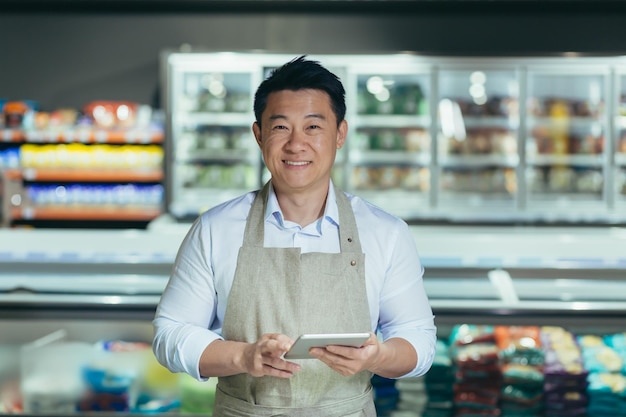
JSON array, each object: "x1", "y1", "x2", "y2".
[{"x1": 275, "y1": 184, "x2": 329, "y2": 227}]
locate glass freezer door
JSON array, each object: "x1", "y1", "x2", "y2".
[
  {"x1": 615, "y1": 73, "x2": 626, "y2": 209},
  {"x1": 436, "y1": 68, "x2": 519, "y2": 219},
  {"x1": 525, "y1": 70, "x2": 608, "y2": 218},
  {"x1": 347, "y1": 69, "x2": 432, "y2": 219},
  {"x1": 168, "y1": 58, "x2": 262, "y2": 220}
]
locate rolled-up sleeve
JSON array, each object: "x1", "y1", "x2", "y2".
[
  {"x1": 152, "y1": 218, "x2": 222, "y2": 380},
  {"x1": 376, "y1": 220, "x2": 437, "y2": 378}
]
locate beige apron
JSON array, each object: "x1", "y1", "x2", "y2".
[{"x1": 213, "y1": 182, "x2": 376, "y2": 417}]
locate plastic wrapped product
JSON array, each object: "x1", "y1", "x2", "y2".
[
  {"x1": 450, "y1": 324, "x2": 502, "y2": 417},
  {"x1": 78, "y1": 341, "x2": 150, "y2": 412},
  {"x1": 540, "y1": 327, "x2": 588, "y2": 417},
  {"x1": 424, "y1": 340, "x2": 454, "y2": 417},
  {"x1": 372, "y1": 375, "x2": 399, "y2": 415},
  {"x1": 450, "y1": 325, "x2": 496, "y2": 347},
  {"x1": 586, "y1": 372, "x2": 626, "y2": 417}
]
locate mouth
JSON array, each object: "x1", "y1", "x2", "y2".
[{"x1": 284, "y1": 160, "x2": 311, "y2": 166}]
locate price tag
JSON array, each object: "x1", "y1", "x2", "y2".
[
  {"x1": 25, "y1": 130, "x2": 37, "y2": 142},
  {"x1": 95, "y1": 130, "x2": 108, "y2": 143},
  {"x1": 62, "y1": 129, "x2": 74, "y2": 143},
  {"x1": 77, "y1": 129, "x2": 90, "y2": 143},
  {"x1": 139, "y1": 130, "x2": 152, "y2": 144},
  {"x1": 125, "y1": 129, "x2": 138, "y2": 143},
  {"x1": 45, "y1": 130, "x2": 56, "y2": 143},
  {"x1": 23, "y1": 168, "x2": 36, "y2": 181},
  {"x1": 22, "y1": 207, "x2": 35, "y2": 220}
]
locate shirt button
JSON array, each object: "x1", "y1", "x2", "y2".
[
  {"x1": 347, "y1": 237, "x2": 353, "y2": 243},
  {"x1": 350, "y1": 260, "x2": 356, "y2": 266}
]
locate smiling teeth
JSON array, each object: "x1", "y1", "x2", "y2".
[{"x1": 285, "y1": 161, "x2": 309, "y2": 166}]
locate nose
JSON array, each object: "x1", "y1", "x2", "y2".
[{"x1": 284, "y1": 130, "x2": 307, "y2": 151}]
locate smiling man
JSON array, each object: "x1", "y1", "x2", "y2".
[{"x1": 152, "y1": 56, "x2": 437, "y2": 416}]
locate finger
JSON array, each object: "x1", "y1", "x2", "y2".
[
  {"x1": 262, "y1": 364, "x2": 296, "y2": 378},
  {"x1": 262, "y1": 334, "x2": 293, "y2": 354},
  {"x1": 263, "y1": 355, "x2": 301, "y2": 376},
  {"x1": 325, "y1": 344, "x2": 364, "y2": 359}
]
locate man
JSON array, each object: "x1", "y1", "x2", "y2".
[{"x1": 153, "y1": 55, "x2": 436, "y2": 416}]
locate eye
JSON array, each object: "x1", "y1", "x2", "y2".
[{"x1": 272, "y1": 124, "x2": 288, "y2": 130}]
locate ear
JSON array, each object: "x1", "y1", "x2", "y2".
[
  {"x1": 252, "y1": 122, "x2": 262, "y2": 147},
  {"x1": 336, "y1": 119, "x2": 348, "y2": 150}
]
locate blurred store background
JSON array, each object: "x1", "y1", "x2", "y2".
[{"x1": 2, "y1": 1, "x2": 626, "y2": 416}]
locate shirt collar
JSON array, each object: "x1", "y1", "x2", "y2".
[{"x1": 264, "y1": 181, "x2": 340, "y2": 232}]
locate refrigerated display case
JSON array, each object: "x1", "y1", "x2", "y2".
[
  {"x1": 161, "y1": 51, "x2": 626, "y2": 224},
  {"x1": 1, "y1": 224, "x2": 626, "y2": 414}
]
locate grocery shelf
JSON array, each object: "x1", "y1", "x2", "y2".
[
  {"x1": 460, "y1": 116, "x2": 518, "y2": 129},
  {"x1": 349, "y1": 150, "x2": 431, "y2": 165},
  {"x1": 0, "y1": 128, "x2": 164, "y2": 144},
  {"x1": 176, "y1": 112, "x2": 252, "y2": 127},
  {"x1": 0, "y1": 129, "x2": 23, "y2": 143},
  {"x1": 175, "y1": 148, "x2": 256, "y2": 164},
  {"x1": 528, "y1": 115, "x2": 604, "y2": 127},
  {"x1": 10, "y1": 205, "x2": 162, "y2": 222},
  {"x1": 527, "y1": 154, "x2": 604, "y2": 166},
  {"x1": 353, "y1": 114, "x2": 431, "y2": 128},
  {"x1": 5, "y1": 168, "x2": 163, "y2": 182},
  {"x1": 439, "y1": 154, "x2": 519, "y2": 168},
  {"x1": 1, "y1": 121, "x2": 165, "y2": 227}
]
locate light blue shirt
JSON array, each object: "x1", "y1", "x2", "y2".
[{"x1": 153, "y1": 182, "x2": 436, "y2": 379}]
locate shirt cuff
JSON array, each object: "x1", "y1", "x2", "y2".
[
  {"x1": 185, "y1": 330, "x2": 223, "y2": 381},
  {"x1": 385, "y1": 326, "x2": 437, "y2": 378}
]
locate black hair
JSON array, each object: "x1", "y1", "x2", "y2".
[{"x1": 253, "y1": 55, "x2": 346, "y2": 127}]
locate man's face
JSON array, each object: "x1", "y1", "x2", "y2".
[{"x1": 252, "y1": 89, "x2": 347, "y2": 196}]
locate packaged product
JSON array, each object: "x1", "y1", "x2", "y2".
[{"x1": 83, "y1": 101, "x2": 139, "y2": 129}]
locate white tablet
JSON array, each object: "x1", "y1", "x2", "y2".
[{"x1": 284, "y1": 332, "x2": 370, "y2": 360}]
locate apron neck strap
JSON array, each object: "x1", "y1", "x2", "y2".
[
  {"x1": 334, "y1": 185, "x2": 362, "y2": 253},
  {"x1": 243, "y1": 181, "x2": 362, "y2": 253},
  {"x1": 242, "y1": 182, "x2": 270, "y2": 247}
]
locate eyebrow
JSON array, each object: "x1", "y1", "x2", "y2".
[{"x1": 268, "y1": 113, "x2": 326, "y2": 121}]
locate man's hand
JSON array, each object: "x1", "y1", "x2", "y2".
[
  {"x1": 200, "y1": 334, "x2": 301, "y2": 379},
  {"x1": 308, "y1": 334, "x2": 417, "y2": 379},
  {"x1": 308, "y1": 332, "x2": 380, "y2": 376},
  {"x1": 241, "y1": 333, "x2": 301, "y2": 378}
]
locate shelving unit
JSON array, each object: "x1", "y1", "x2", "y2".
[
  {"x1": 0, "y1": 127, "x2": 164, "y2": 144},
  {"x1": 0, "y1": 126, "x2": 165, "y2": 227}
]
